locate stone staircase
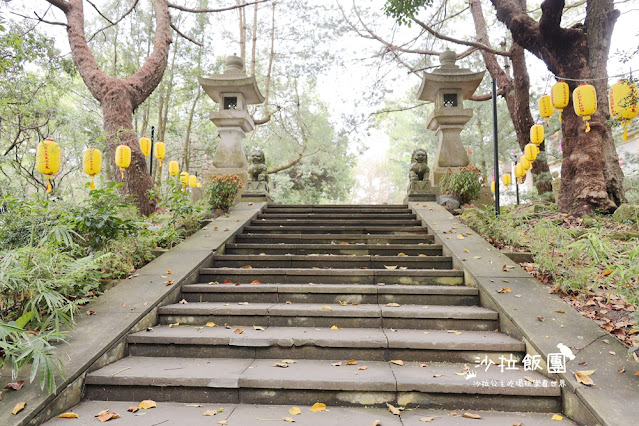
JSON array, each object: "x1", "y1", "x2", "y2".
[{"x1": 56, "y1": 205, "x2": 573, "y2": 424}]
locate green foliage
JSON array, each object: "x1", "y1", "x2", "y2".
[
  {"x1": 439, "y1": 165, "x2": 482, "y2": 204},
  {"x1": 383, "y1": 0, "x2": 432, "y2": 26},
  {"x1": 205, "y1": 174, "x2": 243, "y2": 212}
]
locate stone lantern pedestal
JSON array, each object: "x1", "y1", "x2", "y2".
[
  {"x1": 198, "y1": 56, "x2": 265, "y2": 195},
  {"x1": 417, "y1": 49, "x2": 485, "y2": 187}
]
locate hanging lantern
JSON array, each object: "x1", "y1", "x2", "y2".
[
  {"x1": 539, "y1": 94, "x2": 554, "y2": 126},
  {"x1": 168, "y1": 160, "x2": 180, "y2": 176},
  {"x1": 36, "y1": 138, "x2": 61, "y2": 193},
  {"x1": 82, "y1": 147, "x2": 102, "y2": 190},
  {"x1": 196, "y1": 182, "x2": 202, "y2": 188},
  {"x1": 524, "y1": 143, "x2": 538, "y2": 162},
  {"x1": 530, "y1": 124, "x2": 544, "y2": 145},
  {"x1": 115, "y1": 144, "x2": 131, "y2": 179},
  {"x1": 609, "y1": 79, "x2": 638, "y2": 141},
  {"x1": 179, "y1": 171, "x2": 189, "y2": 187},
  {"x1": 573, "y1": 83, "x2": 597, "y2": 133},
  {"x1": 514, "y1": 163, "x2": 524, "y2": 179},
  {"x1": 188, "y1": 175, "x2": 197, "y2": 188},
  {"x1": 551, "y1": 81, "x2": 570, "y2": 122},
  {"x1": 139, "y1": 137, "x2": 151, "y2": 157},
  {"x1": 503, "y1": 173, "x2": 511, "y2": 186},
  {"x1": 521, "y1": 156, "x2": 532, "y2": 171},
  {"x1": 491, "y1": 180, "x2": 496, "y2": 194},
  {"x1": 154, "y1": 141, "x2": 166, "y2": 167}
]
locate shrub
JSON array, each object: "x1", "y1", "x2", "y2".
[
  {"x1": 439, "y1": 165, "x2": 482, "y2": 204},
  {"x1": 205, "y1": 174, "x2": 243, "y2": 212}
]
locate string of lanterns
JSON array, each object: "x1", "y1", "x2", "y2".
[{"x1": 35, "y1": 136, "x2": 201, "y2": 192}]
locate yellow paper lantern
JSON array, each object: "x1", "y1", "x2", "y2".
[
  {"x1": 83, "y1": 147, "x2": 102, "y2": 190},
  {"x1": 521, "y1": 156, "x2": 531, "y2": 171},
  {"x1": 168, "y1": 160, "x2": 179, "y2": 176},
  {"x1": 154, "y1": 142, "x2": 166, "y2": 167},
  {"x1": 551, "y1": 81, "x2": 570, "y2": 122},
  {"x1": 524, "y1": 143, "x2": 538, "y2": 162},
  {"x1": 573, "y1": 83, "x2": 597, "y2": 132},
  {"x1": 490, "y1": 181, "x2": 495, "y2": 193},
  {"x1": 36, "y1": 138, "x2": 61, "y2": 193},
  {"x1": 609, "y1": 79, "x2": 638, "y2": 141},
  {"x1": 502, "y1": 173, "x2": 511, "y2": 186},
  {"x1": 188, "y1": 174, "x2": 197, "y2": 188},
  {"x1": 115, "y1": 144, "x2": 131, "y2": 179},
  {"x1": 196, "y1": 183, "x2": 202, "y2": 188},
  {"x1": 530, "y1": 124, "x2": 544, "y2": 145},
  {"x1": 538, "y1": 94, "x2": 554, "y2": 126},
  {"x1": 139, "y1": 137, "x2": 151, "y2": 157},
  {"x1": 179, "y1": 171, "x2": 189, "y2": 187}
]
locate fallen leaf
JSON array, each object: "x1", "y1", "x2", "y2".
[
  {"x1": 281, "y1": 359, "x2": 296, "y2": 364},
  {"x1": 202, "y1": 410, "x2": 218, "y2": 416},
  {"x1": 179, "y1": 299, "x2": 188, "y2": 304},
  {"x1": 168, "y1": 322, "x2": 180, "y2": 328},
  {"x1": 167, "y1": 269, "x2": 173, "y2": 274},
  {"x1": 386, "y1": 303, "x2": 400, "y2": 307},
  {"x1": 253, "y1": 325, "x2": 265, "y2": 331},
  {"x1": 609, "y1": 351, "x2": 616, "y2": 355},
  {"x1": 398, "y1": 252, "x2": 407, "y2": 256},
  {"x1": 463, "y1": 249, "x2": 470, "y2": 253},
  {"x1": 555, "y1": 310, "x2": 565, "y2": 314},
  {"x1": 457, "y1": 234, "x2": 465, "y2": 239},
  {"x1": 95, "y1": 410, "x2": 109, "y2": 417},
  {"x1": 127, "y1": 405, "x2": 139, "y2": 412},
  {"x1": 218, "y1": 421, "x2": 228, "y2": 425},
  {"x1": 283, "y1": 417, "x2": 296, "y2": 423},
  {"x1": 339, "y1": 301, "x2": 348, "y2": 306},
  {"x1": 618, "y1": 368, "x2": 625, "y2": 374},
  {"x1": 58, "y1": 412, "x2": 79, "y2": 418},
  {"x1": 463, "y1": 413, "x2": 481, "y2": 419},
  {"x1": 473, "y1": 256, "x2": 482, "y2": 259},
  {"x1": 390, "y1": 360, "x2": 404, "y2": 366},
  {"x1": 97, "y1": 412, "x2": 120, "y2": 422},
  {"x1": 387, "y1": 402, "x2": 401, "y2": 415},
  {"x1": 310, "y1": 403, "x2": 327, "y2": 412},
  {"x1": 552, "y1": 414, "x2": 564, "y2": 421},
  {"x1": 321, "y1": 305, "x2": 332, "y2": 310},
  {"x1": 515, "y1": 295, "x2": 522, "y2": 298},
  {"x1": 238, "y1": 302, "x2": 249, "y2": 305},
  {"x1": 185, "y1": 404, "x2": 203, "y2": 407},
  {"x1": 420, "y1": 363, "x2": 428, "y2": 368},
  {"x1": 289, "y1": 407, "x2": 302, "y2": 415},
  {"x1": 139, "y1": 400, "x2": 156, "y2": 409},
  {"x1": 344, "y1": 359, "x2": 358, "y2": 365},
  {"x1": 358, "y1": 366, "x2": 368, "y2": 370},
  {"x1": 251, "y1": 280, "x2": 261, "y2": 284},
  {"x1": 575, "y1": 369, "x2": 596, "y2": 386},
  {"x1": 273, "y1": 363, "x2": 289, "y2": 368},
  {"x1": 330, "y1": 325, "x2": 340, "y2": 330},
  {"x1": 524, "y1": 376, "x2": 536, "y2": 383},
  {"x1": 206, "y1": 322, "x2": 216, "y2": 327},
  {"x1": 241, "y1": 265, "x2": 253, "y2": 269},
  {"x1": 372, "y1": 421, "x2": 382, "y2": 426},
  {"x1": 164, "y1": 280, "x2": 174, "y2": 286},
  {"x1": 4, "y1": 381, "x2": 24, "y2": 391},
  {"x1": 433, "y1": 374, "x2": 443, "y2": 377},
  {"x1": 86, "y1": 310, "x2": 96, "y2": 315},
  {"x1": 420, "y1": 417, "x2": 437, "y2": 422},
  {"x1": 384, "y1": 265, "x2": 398, "y2": 270},
  {"x1": 538, "y1": 316, "x2": 545, "y2": 322},
  {"x1": 497, "y1": 287, "x2": 512, "y2": 293}
]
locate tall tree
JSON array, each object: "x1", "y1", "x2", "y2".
[{"x1": 489, "y1": 0, "x2": 625, "y2": 215}]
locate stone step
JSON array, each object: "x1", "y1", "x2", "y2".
[
  {"x1": 224, "y1": 243, "x2": 444, "y2": 256},
  {"x1": 242, "y1": 225, "x2": 427, "y2": 235},
  {"x1": 211, "y1": 254, "x2": 453, "y2": 270},
  {"x1": 251, "y1": 219, "x2": 423, "y2": 226},
  {"x1": 157, "y1": 302, "x2": 498, "y2": 330},
  {"x1": 233, "y1": 234, "x2": 435, "y2": 244},
  {"x1": 84, "y1": 357, "x2": 560, "y2": 412},
  {"x1": 127, "y1": 325, "x2": 524, "y2": 363},
  {"x1": 182, "y1": 283, "x2": 479, "y2": 305},
  {"x1": 198, "y1": 267, "x2": 465, "y2": 285},
  {"x1": 268, "y1": 204, "x2": 409, "y2": 208},
  {"x1": 258, "y1": 212, "x2": 418, "y2": 219},
  {"x1": 45, "y1": 401, "x2": 576, "y2": 426}
]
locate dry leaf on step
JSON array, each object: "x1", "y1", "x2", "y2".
[
  {"x1": 241, "y1": 265, "x2": 253, "y2": 269},
  {"x1": 138, "y1": 400, "x2": 156, "y2": 409},
  {"x1": 372, "y1": 420, "x2": 382, "y2": 426},
  {"x1": 497, "y1": 287, "x2": 512, "y2": 293},
  {"x1": 253, "y1": 325, "x2": 265, "y2": 331},
  {"x1": 206, "y1": 322, "x2": 216, "y2": 327},
  {"x1": 321, "y1": 305, "x2": 332, "y2": 310},
  {"x1": 310, "y1": 403, "x2": 327, "y2": 412},
  {"x1": 127, "y1": 406, "x2": 139, "y2": 413},
  {"x1": 420, "y1": 417, "x2": 436, "y2": 422},
  {"x1": 390, "y1": 360, "x2": 404, "y2": 366},
  {"x1": 552, "y1": 414, "x2": 564, "y2": 420},
  {"x1": 384, "y1": 265, "x2": 398, "y2": 270},
  {"x1": 57, "y1": 412, "x2": 79, "y2": 418},
  {"x1": 168, "y1": 322, "x2": 180, "y2": 328},
  {"x1": 462, "y1": 413, "x2": 481, "y2": 419},
  {"x1": 234, "y1": 328, "x2": 244, "y2": 334},
  {"x1": 575, "y1": 370, "x2": 596, "y2": 386},
  {"x1": 457, "y1": 234, "x2": 465, "y2": 239},
  {"x1": 97, "y1": 412, "x2": 120, "y2": 422},
  {"x1": 283, "y1": 417, "x2": 296, "y2": 423},
  {"x1": 273, "y1": 363, "x2": 289, "y2": 368},
  {"x1": 386, "y1": 403, "x2": 401, "y2": 415},
  {"x1": 386, "y1": 303, "x2": 400, "y2": 307},
  {"x1": 202, "y1": 410, "x2": 218, "y2": 416},
  {"x1": 281, "y1": 359, "x2": 296, "y2": 364},
  {"x1": 330, "y1": 325, "x2": 340, "y2": 330},
  {"x1": 289, "y1": 407, "x2": 302, "y2": 415},
  {"x1": 346, "y1": 359, "x2": 358, "y2": 365},
  {"x1": 332, "y1": 361, "x2": 342, "y2": 366}
]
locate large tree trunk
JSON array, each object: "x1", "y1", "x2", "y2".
[
  {"x1": 47, "y1": 0, "x2": 172, "y2": 215},
  {"x1": 490, "y1": 0, "x2": 625, "y2": 215},
  {"x1": 470, "y1": 0, "x2": 552, "y2": 195}
]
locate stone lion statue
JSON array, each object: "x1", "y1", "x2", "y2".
[
  {"x1": 409, "y1": 148, "x2": 430, "y2": 182},
  {"x1": 247, "y1": 148, "x2": 268, "y2": 182}
]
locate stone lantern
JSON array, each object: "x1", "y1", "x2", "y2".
[
  {"x1": 198, "y1": 55, "x2": 265, "y2": 186},
  {"x1": 417, "y1": 49, "x2": 485, "y2": 186}
]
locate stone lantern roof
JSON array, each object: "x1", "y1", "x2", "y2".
[
  {"x1": 197, "y1": 55, "x2": 265, "y2": 105},
  {"x1": 416, "y1": 49, "x2": 485, "y2": 102}
]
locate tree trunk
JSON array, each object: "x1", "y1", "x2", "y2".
[
  {"x1": 490, "y1": 0, "x2": 625, "y2": 215},
  {"x1": 47, "y1": 0, "x2": 172, "y2": 216},
  {"x1": 183, "y1": 89, "x2": 201, "y2": 171}
]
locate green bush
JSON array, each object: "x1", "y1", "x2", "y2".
[
  {"x1": 205, "y1": 174, "x2": 243, "y2": 212},
  {"x1": 439, "y1": 165, "x2": 482, "y2": 204}
]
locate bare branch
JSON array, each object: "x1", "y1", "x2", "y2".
[
  {"x1": 168, "y1": 0, "x2": 271, "y2": 14},
  {"x1": 44, "y1": 0, "x2": 70, "y2": 13},
  {"x1": 88, "y1": 0, "x2": 140, "y2": 42},
  {"x1": 11, "y1": 11, "x2": 68, "y2": 27},
  {"x1": 412, "y1": 16, "x2": 511, "y2": 57},
  {"x1": 86, "y1": 0, "x2": 114, "y2": 24},
  {"x1": 170, "y1": 22, "x2": 204, "y2": 46}
]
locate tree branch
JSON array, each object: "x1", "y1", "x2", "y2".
[
  {"x1": 11, "y1": 10, "x2": 68, "y2": 27},
  {"x1": 88, "y1": 0, "x2": 140, "y2": 42},
  {"x1": 412, "y1": 16, "x2": 511, "y2": 57},
  {"x1": 168, "y1": 0, "x2": 270, "y2": 14},
  {"x1": 170, "y1": 22, "x2": 203, "y2": 46},
  {"x1": 44, "y1": 0, "x2": 70, "y2": 13},
  {"x1": 86, "y1": 0, "x2": 114, "y2": 24}
]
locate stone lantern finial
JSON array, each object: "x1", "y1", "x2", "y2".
[
  {"x1": 439, "y1": 49, "x2": 458, "y2": 69},
  {"x1": 224, "y1": 55, "x2": 245, "y2": 74}
]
